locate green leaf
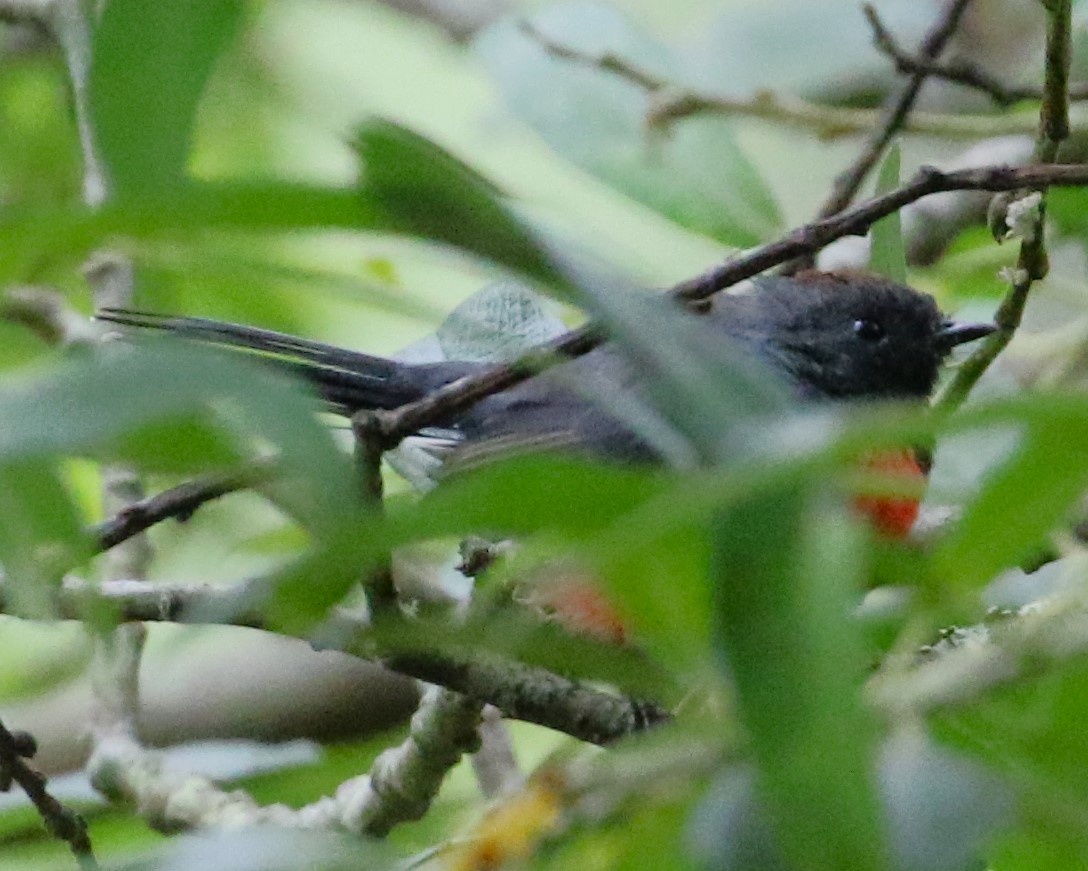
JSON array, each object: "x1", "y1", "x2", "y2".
[
  {"x1": 91, "y1": 0, "x2": 245, "y2": 196},
  {"x1": 476, "y1": 3, "x2": 782, "y2": 247},
  {"x1": 712, "y1": 486, "x2": 885, "y2": 871},
  {"x1": 0, "y1": 461, "x2": 90, "y2": 617},
  {"x1": 0, "y1": 341, "x2": 357, "y2": 531},
  {"x1": 353, "y1": 119, "x2": 563, "y2": 286},
  {"x1": 935, "y1": 652, "x2": 1088, "y2": 868},
  {"x1": 3, "y1": 118, "x2": 565, "y2": 293},
  {"x1": 869, "y1": 144, "x2": 907, "y2": 283},
  {"x1": 935, "y1": 416, "x2": 1088, "y2": 591},
  {"x1": 267, "y1": 454, "x2": 669, "y2": 630},
  {"x1": 0, "y1": 182, "x2": 378, "y2": 281},
  {"x1": 576, "y1": 275, "x2": 791, "y2": 464}
]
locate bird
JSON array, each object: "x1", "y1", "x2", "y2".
[
  {"x1": 98, "y1": 270, "x2": 992, "y2": 463},
  {"x1": 98, "y1": 270, "x2": 994, "y2": 641}
]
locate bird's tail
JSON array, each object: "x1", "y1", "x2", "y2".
[{"x1": 96, "y1": 309, "x2": 428, "y2": 416}]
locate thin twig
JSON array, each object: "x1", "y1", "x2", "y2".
[
  {"x1": 865, "y1": 4, "x2": 1088, "y2": 107},
  {"x1": 90, "y1": 464, "x2": 271, "y2": 553},
  {"x1": 352, "y1": 410, "x2": 398, "y2": 610},
  {"x1": 0, "y1": 719, "x2": 98, "y2": 870},
  {"x1": 935, "y1": 0, "x2": 1073, "y2": 412},
  {"x1": 815, "y1": 0, "x2": 976, "y2": 222}
]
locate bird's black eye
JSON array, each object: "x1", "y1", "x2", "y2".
[{"x1": 853, "y1": 318, "x2": 885, "y2": 341}]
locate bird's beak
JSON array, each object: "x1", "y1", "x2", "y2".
[{"x1": 937, "y1": 319, "x2": 997, "y2": 350}]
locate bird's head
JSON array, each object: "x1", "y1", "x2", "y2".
[{"x1": 722, "y1": 270, "x2": 994, "y2": 401}]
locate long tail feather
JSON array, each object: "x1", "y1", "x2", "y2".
[{"x1": 97, "y1": 309, "x2": 426, "y2": 414}]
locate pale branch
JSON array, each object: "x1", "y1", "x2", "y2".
[
  {"x1": 86, "y1": 622, "x2": 301, "y2": 833},
  {"x1": 0, "y1": 286, "x2": 95, "y2": 345},
  {"x1": 90, "y1": 668, "x2": 483, "y2": 835},
  {"x1": 867, "y1": 592, "x2": 1088, "y2": 718},
  {"x1": 333, "y1": 685, "x2": 484, "y2": 837},
  {"x1": 470, "y1": 705, "x2": 524, "y2": 798},
  {"x1": 935, "y1": 0, "x2": 1073, "y2": 413},
  {"x1": 865, "y1": 3, "x2": 1088, "y2": 107},
  {"x1": 0, "y1": 0, "x2": 107, "y2": 205},
  {"x1": 29, "y1": 575, "x2": 271, "y2": 627},
  {"x1": 523, "y1": 17, "x2": 1046, "y2": 142},
  {"x1": 0, "y1": 718, "x2": 98, "y2": 870}
]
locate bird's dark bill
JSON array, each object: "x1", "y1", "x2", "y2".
[{"x1": 937, "y1": 320, "x2": 996, "y2": 349}]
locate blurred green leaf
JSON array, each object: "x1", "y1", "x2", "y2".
[
  {"x1": 870, "y1": 144, "x2": 907, "y2": 284},
  {"x1": 1047, "y1": 186, "x2": 1088, "y2": 244},
  {"x1": 935, "y1": 418, "x2": 1088, "y2": 591},
  {"x1": 4, "y1": 118, "x2": 567, "y2": 294},
  {"x1": 0, "y1": 341, "x2": 356, "y2": 531},
  {"x1": 476, "y1": 2, "x2": 782, "y2": 247},
  {"x1": 712, "y1": 487, "x2": 885, "y2": 871},
  {"x1": 267, "y1": 454, "x2": 669, "y2": 631},
  {"x1": 0, "y1": 461, "x2": 90, "y2": 616},
  {"x1": 353, "y1": 119, "x2": 563, "y2": 287},
  {"x1": 0, "y1": 182, "x2": 378, "y2": 280},
  {"x1": 936, "y1": 656, "x2": 1088, "y2": 869},
  {"x1": 579, "y1": 276, "x2": 790, "y2": 464},
  {"x1": 91, "y1": 0, "x2": 245, "y2": 195}
]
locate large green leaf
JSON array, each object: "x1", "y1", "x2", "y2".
[
  {"x1": 0, "y1": 461, "x2": 90, "y2": 616},
  {"x1": 0, "y1": 182, "x2": 377, "y2": 280},
  {"x1": 0, "y1": 341, "x2": 356, "y2": 531},
  {"x1": 712, "y1": 487, "x2": 885, "y2": 871},
  {"x1": 90, "y1": 0, "x2": 245, "y2": 196},
  {"x1": 574, "y1": 274, "x2": 791, "y2": 464},
  {"x1": 267, "y1": 453, "x2": 669, "y2": 631},
  {"x1": 476, "y1": 2, "x2": 782, "y2": 247},
  {"x1": 2, "y1": 118, "x2": 568, "y2": 293},
  {"x1": 935, "y1": 415, "x2": 1088, "y2": 591},
  {"x1": 353, "y1": 119, "x2": 564, "y2": 287}
]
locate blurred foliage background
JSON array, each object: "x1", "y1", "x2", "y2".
[{"x1": 4, "y1": 0, "x2": 1088, "y2": 869}]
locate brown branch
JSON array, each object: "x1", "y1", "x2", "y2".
[
  {"x1": 90, "y1": 464, "x2": 268, "y2": 553},
  {"x1": 362, "y1": 162, "x2": 1088, "y2": 449},
  {"x1": 384, "y1": 651, "x2": 668, "y2": 746},
  {"x1": 0, "y1": 718, "x2": 98, "y2": 870},
  {"x1": 814, "y1": 0, "x2": 976, "y2": 225},
  {"x1": 352, "y1": 411, "x2": 398, "y2": 610},
  {"x1": 18, "y1": 575, "x2": 664, "y2": 745},
  {"x1": 866, "y1": 4, "x2": 1088, "y2": 107}
]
